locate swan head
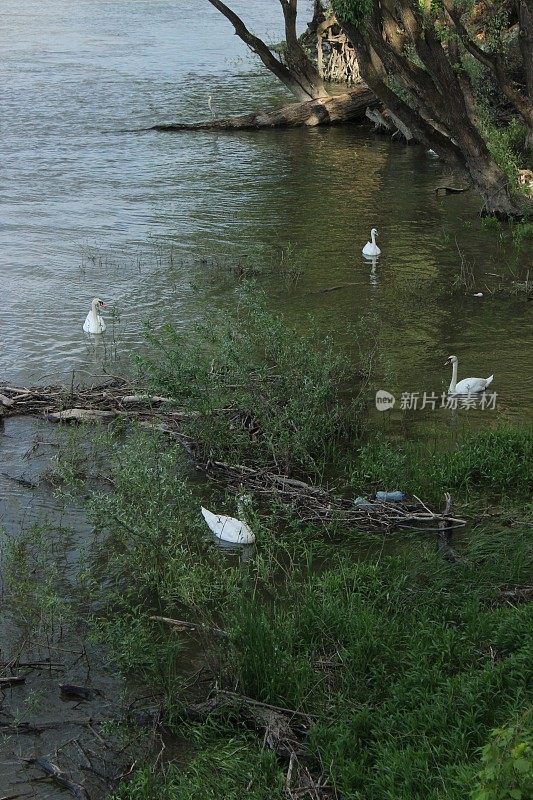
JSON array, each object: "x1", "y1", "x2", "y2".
[
  {"x1": 370, "y1": 228, "x2": 378, "y2": 237},
  {"x1": 92, "y1": 298, "x2": 107, "y2": 311},
  {"x1": 445, "y1": 355, "x2": 458, "y2": 366}
]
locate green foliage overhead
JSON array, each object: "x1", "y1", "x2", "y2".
[{"x1": 332, "y1": 0, "x2": 373, "y2": 26}]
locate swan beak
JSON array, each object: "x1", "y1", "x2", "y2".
[
  {"x1": 444, "y1": 357, "x2": 451, "y2": 365},
  {"x1": 100, "y1": 302, "x2": 107, "y2": 309}
]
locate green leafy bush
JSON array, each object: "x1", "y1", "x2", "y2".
[
  {"x1": 472, "y1": 709, "x2": 533, "y2": 800},
  {"x1": 135, "y1": 285, "x2": 362, "y2": 477}
]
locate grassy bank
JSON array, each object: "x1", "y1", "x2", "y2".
[{"x1": 48, "y1": 290, "x2": 533, "y2": 799}]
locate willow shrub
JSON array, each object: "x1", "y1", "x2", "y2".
[{"x1": 134, "y1": 285, "x2": 364, "y2": 479}]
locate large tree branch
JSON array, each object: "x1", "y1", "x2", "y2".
[
  {"x1": 206, "y1": 0, "x2": 293, "y2": 81},
  {"x1": 208, "y1": 0, "x2": 325, "y2": 100}
]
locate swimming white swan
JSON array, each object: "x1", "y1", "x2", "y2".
[
  {"x1": 362, "y1": 228, "x2": 380, "y2": 257},
  {"x1": 201, "y1": 499, "x2": 255, "y2": 545},
  {"x1": 445, "y1": 355, "x2": 494, "y2": 394},
  {"x1": 83, "y1": 298, "x2": 107, "y2": 334}
]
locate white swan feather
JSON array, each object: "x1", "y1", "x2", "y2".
[
  {"x1": 83, "y1": 298, "x2": 107, "y2": 334},
  {"x1": 362, "y1": 228, "x2": 381, "y2": 258},
  {"x1": 201, "y1": 506, "x2": 255, "y2": 544},
  {"x1": 445, "y1": 355, "x2": 494, "y2": 394}
]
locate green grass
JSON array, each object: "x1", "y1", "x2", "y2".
[
  {"x1": 110, "y1": 733, "x2": 284, "y2": 800},
  {"x1": 349, "y1": 426, "x2": 533, "y2": 502},
  {"x1": 44, "y1": 290, "x2": 533, "y2": 800}
]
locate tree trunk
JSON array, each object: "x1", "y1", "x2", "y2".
[
  {"x1": 467, "y1": 155, "x2": 527, "y2": 217},
  {"x1": 518, "y1": 0, "x2": 533, "y2": 148},
  {"x1": 279, "y1": 0, "x2": 327, "y2": 99},
  {"x1": 337, "y1": 6, "x2": 532, "y2": 218},
  {"x1": 150, "y1": 88, "x2": 377, "y2": 132},
  {"x1": 206, "y1": 0, "x2": 326, "y2": 101}
]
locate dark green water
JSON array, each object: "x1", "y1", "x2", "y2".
[{"x1": 1, "y1": 0, "x2": 531, "y2": 430}]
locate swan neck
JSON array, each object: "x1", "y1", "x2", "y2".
[
  {"x1": 91, "y1": 301, "x2": 101, "y2": 327},
  {"x1": 449, "y1": 360, "x2": 458, "y2": 392},
  {"x1": 371, "y1": 230, "x2": 376, "y2": 245}
]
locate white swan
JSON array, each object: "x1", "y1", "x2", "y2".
[
  {"x1": 83, "y1": 298, "x2": 107, "y2": 334},
  {"x1": 362, "y1": 228, "x2": 380, "y2": 257},
  {"x1": 201, "y1": 503, "x2": 255, "y2": 545},
  {"x1": 445, "y1": 355, "x2": 494, "y2": 394}
]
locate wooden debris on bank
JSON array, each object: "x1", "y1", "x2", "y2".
[
  {"x1": 23, "y1": 757, "x2": 90, "y2": 800},
  {"x1": 184, "y1": 692, "x2": 311, "y2": 759},
  {"x1": 48, "y1": 408, "x2": 117, "y2": 423},
  {"x1": 201, "y1": 460, "x2": 466, "y2": 531},
  {"x1": 183, "y1": 691, "x2": 330, "y2": 796},
  {"x1": 0, "y1": 382, "x2": 175, "y2": 422},
  {"x1": 1, "y1": 382, "x2": 465, "y2": 533}
]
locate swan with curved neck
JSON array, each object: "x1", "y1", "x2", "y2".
[
  {"x1": 362, "y1": 228, "x2": 380, "y2": 258},
  {"x1": 445, "y1": 355, "x2": 494, "y2": 394},
  {"x1": 83, "y1": 298, "x2": 107, "y2": 334}
]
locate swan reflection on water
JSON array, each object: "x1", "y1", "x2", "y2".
[
  {"x1": 363, "y1": 254, "x2": 379, "y2": 287},
  {"x1": 210, "y1": 536, "x2": 255, "y2": 563}
]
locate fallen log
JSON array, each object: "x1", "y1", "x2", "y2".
[
  {"x1": 150, "y1": 87, "x2": 377, "y2": 132},
  {"x1": 48, "y1": 408, "x2": 117, "y2": 423},
  {"x1": 23, "y1": 758, "x2": 90, "y2": 800}
]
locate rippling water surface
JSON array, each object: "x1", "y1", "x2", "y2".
[{"x1": 1, "y1": 0, "x2": 532, "y2": 415}]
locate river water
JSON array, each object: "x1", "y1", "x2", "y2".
[{"x1": 2, "y1": 0, "x2": 532, "y2": 417}]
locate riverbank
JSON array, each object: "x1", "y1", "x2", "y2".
[
  {"x1": 55, "y1": 423, "x2": 532, "y2": 800},
  {"x1": 6, "y1": 289, "x2": 528, "y2": 799}
]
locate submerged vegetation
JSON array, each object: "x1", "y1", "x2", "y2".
[{"x1": 39, "y1": 289, "x2": 533, "y2": 799}]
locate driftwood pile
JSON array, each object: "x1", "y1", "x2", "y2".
[
  {"x1": 1, "y1": 382, "x2": 465, "y2": 532},
  {"x1": 0, "y1": 382, "x2": 175, "y2": 419},
  {"x1": 202, "y1": 460, "x2": 465, "y2": 532}
]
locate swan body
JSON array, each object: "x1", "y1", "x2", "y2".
[
  {"x1": 201, "y1": 506, "x2": 255, "y2": 545},
  {"x1": 83, "y1": 298, "x2": 107, "y2": 334},
  {"x1": 362, "y1": 228, "x2": 380, "y2": 257},
  {"x1": 445, "y1": 355, "x2": 494, "y2": 394}
]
